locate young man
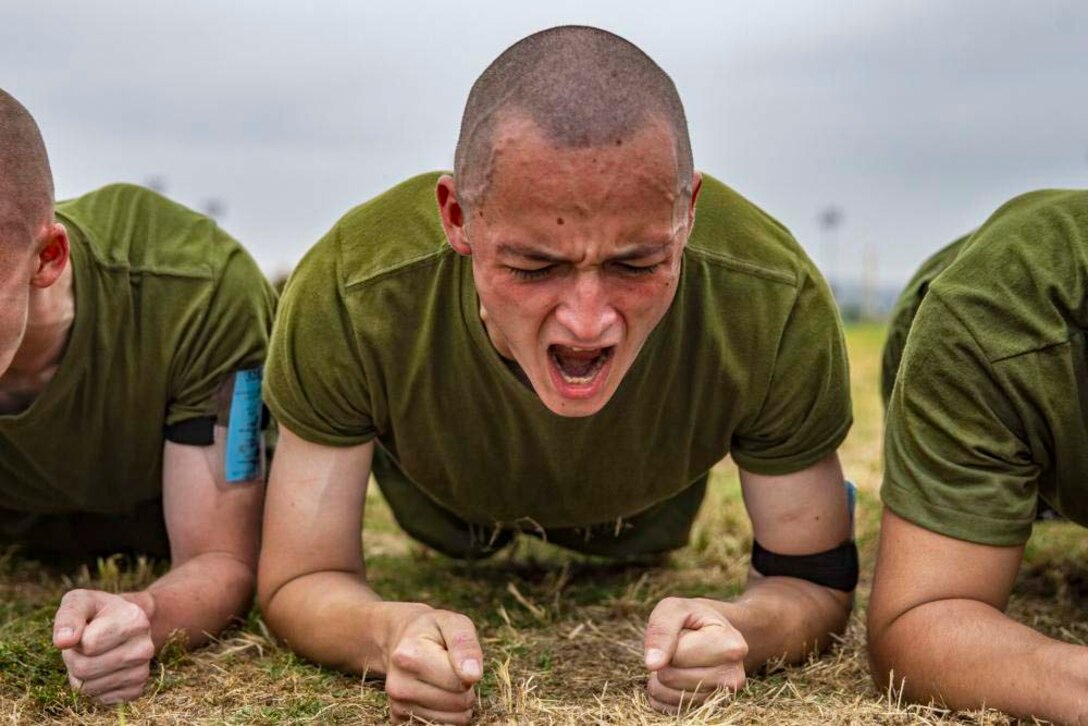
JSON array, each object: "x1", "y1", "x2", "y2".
[
  {"x1": 0, "y1": 90, "x2": 276, "y2": 703},
  {"x1": 869, "y1": 189, "x2": 1088, "y2": 723},
  {"x1": 259, "y1": 27, "x2": 856, "y2": 723}
]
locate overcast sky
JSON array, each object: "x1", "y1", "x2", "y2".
[{"x1": 3, "y1": 1, "x2": 1086, "y2": 290}]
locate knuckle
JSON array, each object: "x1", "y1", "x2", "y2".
[
  {"x1": 714, "y1": 665, "x2": 744, "y2": 691},
  {"x1": 69, "y1": 660, "x2": 94, "y2": 680},
  {"x1": 450, "y1": 611, "x2": 474, "y2": 628},
  {"x1": 390, "y1": 646, "x2": 417, "y2": 671},
  {"x1": 655, "y1": 668, "x2": 679, "y2": 689},
  {"x1": 647, "y1": 692, "x2": 677, "y2": 715},
  {"x1": 134, "y1": 639, "x2": 155, "y2": 663},
  {"x1": 449, "y1": 630, "x2": 478, "y2": 649},
  {"x1": 384, "y1": 679, "x2": 413, "y2": 702},
  {"x1": 81, "y1": 631, "x2": 102, "y2": 653},
  {"x1": 111, "y1": 686, "x2": 143, "y2": 704},
  {"x1": 644, "y1": 620, "x2": 671, "y2": 640},
  {"x1": 62, "y1": 588, "x2": 87, "y2": 604},
  {"x1": 126, "y1": 602, "x2": 150, "y2": 628},
  {"x1": 659, "y1": 596, "x2": 684, "y2": 610}
]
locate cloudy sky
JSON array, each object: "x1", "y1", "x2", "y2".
[{"x1": 3, "y1": 1, "x2": 1086, "y2": 291}]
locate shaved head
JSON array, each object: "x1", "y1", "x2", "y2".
[
  {"x1": 454, "y1": 26, "x2": 694, "y2": 209},
  {"x1": 0, "y1": 89, "x2": 54, "y2": 241}
]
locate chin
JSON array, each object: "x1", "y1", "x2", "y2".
[
  {"x1": 532, "y1": 369, "x2": 620, "y2": 417},
  {"x1": 539, "y1": 393, "x2": 612, "y2": 418}
]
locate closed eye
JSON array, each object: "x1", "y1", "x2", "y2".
[
  {"x1": 614, "y1": 262, "x2": 662, "y2": 276},
  {"x1": 509, "y1": 265, "x2": 557, "y2": 281}
]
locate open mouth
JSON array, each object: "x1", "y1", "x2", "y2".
[{"x1": 548, "y1": 344, "x2": 614, "y2": 386}]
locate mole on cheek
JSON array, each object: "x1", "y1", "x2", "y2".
[{"x1": 556, "y1": 217, "x2": 565, "y2": 226}]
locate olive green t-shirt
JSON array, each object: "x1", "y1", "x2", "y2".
[
  {"x1": 0, "y1": 184, "x2": 276, "y2": 520},
  {"x1": 266, "y1": 172, "x2": 851, "y2": 529},
  {"x1": 880, "y1": 233, "x2": 970, "y2": 406},
  {"x1": 882, "y1": 189, "x2": 1088, "y2": 546}
]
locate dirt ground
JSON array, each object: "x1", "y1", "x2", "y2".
[{"x1": 1, "y1": 323, "x2": 1085, "y2": 724}]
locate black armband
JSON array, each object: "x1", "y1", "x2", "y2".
[
  {"x1": 750, "y1": 538, "x2": 859, "y2": 592},
  {"x1": 164, "y1": 416, "x2": 215, "y2": 446}
]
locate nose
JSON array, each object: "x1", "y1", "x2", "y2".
[{"x1": 554, "y1": 270, "x2": 618, "y2": 343}]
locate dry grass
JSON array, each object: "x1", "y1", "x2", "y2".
[{"x1": 0, "y1": 323, "x2": 1082, "y2": 724}]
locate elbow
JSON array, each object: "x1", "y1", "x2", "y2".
[
  {"x1": 865, "y1": 602, "x2": 908, "y2": 695},
  {"x1": 255, "y1": 568, "x2": 282, "y2": 628},
  {"x1": 219, "y1": 551, "x2": 259, "y2": 609}
]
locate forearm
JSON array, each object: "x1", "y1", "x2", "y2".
[
  {"x1": 261, "y1": 570, "x2": 425, "y2": 676},
  {"x1": 124, "y1": 551, "x2": 255, "y2": 651},
  {"x1": 720, "y1": 575, "x2": 851, "y2": 670},
  {"x1": 871, "y1": 599, "x2": 1088, "y2": 724}
]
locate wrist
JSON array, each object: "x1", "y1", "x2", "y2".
[
  {"x1": 121, "y1": 590, "x2": 157, "y2": 622},
  {"x1": 370, "y1": 601, "x2": 433, "y2": 670}
]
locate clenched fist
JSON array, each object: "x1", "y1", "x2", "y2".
[
  {"x1": 643, "y1": 596, "x2": 748, "y2": 714},
  {"x1": 384, "y1": 605, "x2": 483, "y2": 724},
  {"x1": 53, "y1": 589, "x2": 156, "y2": 704}
]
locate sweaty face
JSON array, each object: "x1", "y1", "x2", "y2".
[
  {"x1": 0, "y1": 212, "x2": 37, "y2": 379},
  {"x1": 0, "y1": 236, "x2": 32, "y2": 380},
  {"x1": 462, "y1": 118, "x2": 697, "y2": 417}
]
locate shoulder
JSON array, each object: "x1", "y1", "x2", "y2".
[
  {"x1": 295, "y1": 172, "x2": 452, "y2": 294},
  {"x1": 685, "y1": 174, "x2": 814, "y2": 289},
  {"x1": 55, "y1": 183, "x2": 251, "y2": 283},
  {"x1": 926, "y1": 188, "x2": 1088, "y2": 362}
]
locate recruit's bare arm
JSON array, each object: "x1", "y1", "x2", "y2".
[
  {"x1": 52, "y1": 440, "x2": 265, "y2": 703},
  {"x1": 868, "y1": 509, "x2": 1088, "y2": 723},
  {"x1": 257, "y1": 426, "x2": 481, "y2": 725},
  {"x1": 643, "y1": 452, "x2": 853, "y2": 713}
]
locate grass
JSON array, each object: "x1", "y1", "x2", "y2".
[{"x1": 1, "y1": 322, "x2": 1084, "y2": 724}]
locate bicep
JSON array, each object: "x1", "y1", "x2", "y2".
[
  {"x1": 257, "y1": 426, "x2": 374, "y2": 605},
  {"x1": 739, "y1": 452, "x2": 851, "y2": 555},
  {"x1": 161, "y1": 440, "x2": 266, "y2": 566},
  {"x1": 868, "y1": 508, "x2": 1022, "y2": 640}
]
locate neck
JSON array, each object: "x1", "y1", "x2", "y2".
[{"x1": 0, "y1": 262, "x2": 76, "y2": 400}]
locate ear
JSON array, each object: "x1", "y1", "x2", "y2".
[
  {"x1": 30, "y1": 222, "x2": 69, "y2": 289},
  {"x1": 688, "y1": 171, "x2": 703, "y2": 229},
  {"x1": 436, "y1": 175, "x2": 472, "y2": 256}
]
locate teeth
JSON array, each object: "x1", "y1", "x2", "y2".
[{"x1": 551, "y1": 347, "x2": 612, "y2": 385}]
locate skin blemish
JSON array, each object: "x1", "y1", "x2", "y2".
[
  {"x1": 615, "y1": 139, "x2": 623, "y2": 146},
  {"x1": 556, "y1": 217, "x2": 565, "y2": 226}
]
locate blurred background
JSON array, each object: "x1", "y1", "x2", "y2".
[{"x1": 3, "y1": 0, "x2": 1086, "y2": 317}]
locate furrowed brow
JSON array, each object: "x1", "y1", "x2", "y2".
[
  {"x1": 496, "y1": 243, "x2": 567, "y2": 263},
  {"x1": 609, "y1": 243, "x2": 670, "y2": 262}
]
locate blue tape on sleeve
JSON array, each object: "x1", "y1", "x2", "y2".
[{"x1": 225, "y1": 368, "x2": 263, "y2": 483}]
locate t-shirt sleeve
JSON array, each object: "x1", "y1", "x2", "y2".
[
  {"x1": 730, "y1": 269, "x2": 853, "y2": 476},
  {"x1": 263, "y1": 230, "x2": 377, "y2": 447},
  {"x1": 881, "y1": 293, "x2": 1039, "y2": 546},
  {"x1": 166, "y1": 246, "x2": 277, "y2": 426}
]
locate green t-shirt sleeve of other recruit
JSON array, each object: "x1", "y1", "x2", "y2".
[
  {"x1": 729, "y1": 268, "x2": 853, "y2": 477},
  {"x1": 882, "y1": 293, "x2": 1038, "y2": 547},
  {"x1": 264, "y1": 229, "x2": 376, "y2": 447},
  {"x1": 167, "y1": 247, "x2": 277, "y2": 425}
]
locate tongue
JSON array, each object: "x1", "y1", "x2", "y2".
[{"x1": 555, "y1": 348, "x2": 601, "y2": 377}]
